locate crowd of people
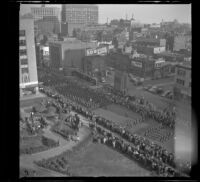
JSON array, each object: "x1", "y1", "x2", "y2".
[
  {"x1": 40, "y1": 69, "x2": 176, "y2": 130},
  {"x1": 101, "y1": 85, "x2": 176, "y2": 129},
  {"x1": 37, "y1": 69, "x2": 190, "y2": 176},
  {"x1": 92, "y1": 127, "x2": 178, "y2": 177},
  {"x1": 72, "y1": 70, "x2": 97, "y2": 85},
  {"x1": 64, "y1": 114, "x2": 81, "y2": 132},
  {"x1": 20, "y1": 114, "x2": 48, "y2": 135},
  {"x1": 39, "y1": 70, "x2": 111, "y2": 110},
  {"x1": 39, "y1": 86, "x2": 191, "y2": 176},
  {"x1": 144, "y1": 126, "x2": 174, "y2": 143}
]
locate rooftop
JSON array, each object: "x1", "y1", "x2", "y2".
[
  {"x1": 176, "y1": 61, "x2": 191, "y2": 69},
  {"x1": 157, "y1": 51, "x2": 183, "y2": 57},
  {"x1": 135, "y1": 37, "x2": 160, "y2": 43},
  {"x1": 181, "y1": 61, "x2": 191, "y2": 68}
]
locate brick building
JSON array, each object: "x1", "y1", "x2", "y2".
[
  {"x1": 49, "y1": 39, "x2": 97, "y2": 71},
  {"x1": 174, "y1": 61, "x2": 191, "y2": 99},
  {"x1": 83, "y1": 55, "x2": 106, "y2": 81}
]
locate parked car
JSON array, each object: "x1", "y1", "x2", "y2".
[
  {"x1": 156, "y1": 87, "x2": 164, "y2": 94},
  {"x1": 161, "y1": 90, "x2": 171, "y2": 97},
  {"x1": 166, "y1": 92, "x2": 173, "y2": 99},
  {"x1": 149, "y1": 86, "x2": 158, "y2": 93},
  {"x1": 23, "y1": 90, "x2": 32, "y2": 96},
  {"x1": 143, "y1": 85, "x2": 152, "y2": 91}
]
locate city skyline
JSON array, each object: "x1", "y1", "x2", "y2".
[{"x1": 20, "y1": 4, "x2": 191, "y2": 24}]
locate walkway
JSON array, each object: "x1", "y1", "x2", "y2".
[{"x1": 20, "y1": 117, "x2": 90, "y2": 177}]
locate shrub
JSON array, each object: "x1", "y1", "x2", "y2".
[{"x1": 41, "y1": 136, "x2": 59, "y2": 147}]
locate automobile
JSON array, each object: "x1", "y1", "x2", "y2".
[
  {"x1": 166, "y1": 92, "x2": 173, "y2": 99},
  {"x1": 109, "y1": 67, "x2": 114, "y2": 71},
  {"x1": 23, "y1": 90, "x2": 32, "y2": 96},
  {"x1": 149, "y1": 86, "x2": 158, "y2": 93},
  {"x1": 156, "y1": 87, "x2": 164, "y2": 94},
  {"x1": 143, "y1": 85, "x2": 152, "y2": 91},
  {"x1": 161, "y1": 90, "x2": 171, "y2": 97}
]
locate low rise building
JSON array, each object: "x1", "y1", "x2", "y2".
[
  {"x1": 133, "y1": 45, "x2": 166, "y2": 56},
  {"x1": 129, "y1": 55, "x2": 155, "y2": 79},
  {"x1": 173, "y1": 34, "x2": 191, "y2": 52},
  {"x1": 82, "y1": 55, "x2": 106, "y2": 81},
  {"x1": 173, "y1": 61, "x2": 191, "y2": 99},
  {"x1": 49, "y1": 39, "x2": 98, "y2": 71}
]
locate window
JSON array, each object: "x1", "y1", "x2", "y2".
[
  {"x1": 177, "y1": 69, "x2": 186, "y2": 76},
  {"x1": 19, "y1": 49, "x2": 27, "y2": 56},
  {"x1": 21, "y1": 67, "x2": 29, "y2": 73},
  {"x1": 21, "y1": 59, "x2": 28, "y2": 65},
  {"x1": 189, "y1": 82, "x2": 191, "y2": 87},
  {"x1": 176, "y1": 79, "x2": 185, "y2": 86},
  {"x1": 19, "y1": 40, "x2": 26, "y2": 46},
  {"x1": 20, "y1": 30, "x2": 25, "y2": 36}
]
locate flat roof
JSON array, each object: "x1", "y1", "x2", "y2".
[
  {"x1": 157, "y1": 51, "x2": 183, "y2": 57},
  {"x1": 176, "y1": 61, "x2": 191, "y2": 69},
  {"x1": 135, "y1": 37, "x2": 160, "y2": 43}
]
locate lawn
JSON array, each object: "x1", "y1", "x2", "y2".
[
  {"x1": 20, "y1": 97, "x2": 47, "y2": 108},
  {"x1": 20, "y1": 135, "x2": 43, "y2": 150},
  {"x1": 94, "y1": 106, "x2": 175, "y2": 154},
  {"x1": 67, "y1": 141, "x2": 151, "y2": 176}
]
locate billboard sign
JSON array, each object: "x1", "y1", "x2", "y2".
[
  {"x1": 154, "y1": 46, "x2": 165, "y2": 54},
  {"x1": 86, "y1": 47, "x2": 107, "y2": 56},
  {"x1": 108, "y1": 45, "x2": 114, "y2": 50},
  {"x1": 155, "y1": 59, "x2": 165, "y2": 68}
]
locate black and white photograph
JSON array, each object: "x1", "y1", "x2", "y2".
[{"x1": 19, "y1": 3, "x2": 193, "y2": 177}]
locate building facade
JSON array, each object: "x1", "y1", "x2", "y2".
[
  {"x1": 62, "y1": 4, "x2": 98, "y2": 25},
  {"x1": 129, "y1": 56, "x2": 155, "y2": 79},
  {"x1": 19, "y1": 17, "x2": 39, "y2": 97},
  {"x1": 83, "y1": 55, "x2": 106, "y2": 81},
  {"x1": 34, "y1": 16, "x2": 60, "y2": 36},
  {"x1": 173, "y1": 34, "x2": 191, "y2": 52},
  {"x1": 31, "y1": 5, "x2": 60, "y2": 22},
  {"x1": 49, "y1": 39, "x2": 98, "y2": 71},
  {"x1": 174, "y1": 61, "x2": 191, "y2": 99},
  {"x1": 61, "y1": 4, "x2": 98, "y2": 36}
]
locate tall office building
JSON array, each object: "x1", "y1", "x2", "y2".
[
  {"x1": 61, "y1": 4, "x2": 98, "y2": 25},
  {"x1": 61, "y1": 4, "x2": 98, "y2": 36},
  {"x1": 31, "y1": 5, "x2": 60, "y2": 22},
  {"x1": 19, "y1": 16, "x2": 38, "y2": 97}
]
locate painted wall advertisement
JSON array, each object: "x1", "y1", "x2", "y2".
[{"x1": 86, "y1": 47, "x2": 107, "y2": 56}]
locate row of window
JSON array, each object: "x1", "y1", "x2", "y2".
[
  {"x1": 20, "y1": 59, "x2": 28, "y2": 65},
  {"x1": 176, "y1": 78, "x2": 191, "y2": 87},
  {"x1": 19, "y1": 49, "x2": 27, "y2": 56},
  {"x1": 19, "y1": 40, "x2": 26, "y2": 46},
  {"x1": 33, "y1": 10, "x2": 57, "y2": 15},
  {"x1": 177, "y1": 69, "x2": 186, "y2": 76},
  {"x1": 176, "y1": 79, "x2": 185, "y2": 85}
]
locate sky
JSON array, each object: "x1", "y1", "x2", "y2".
[{"x1": 20, "y1": 4, "x2": 191, "y2": 24}]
